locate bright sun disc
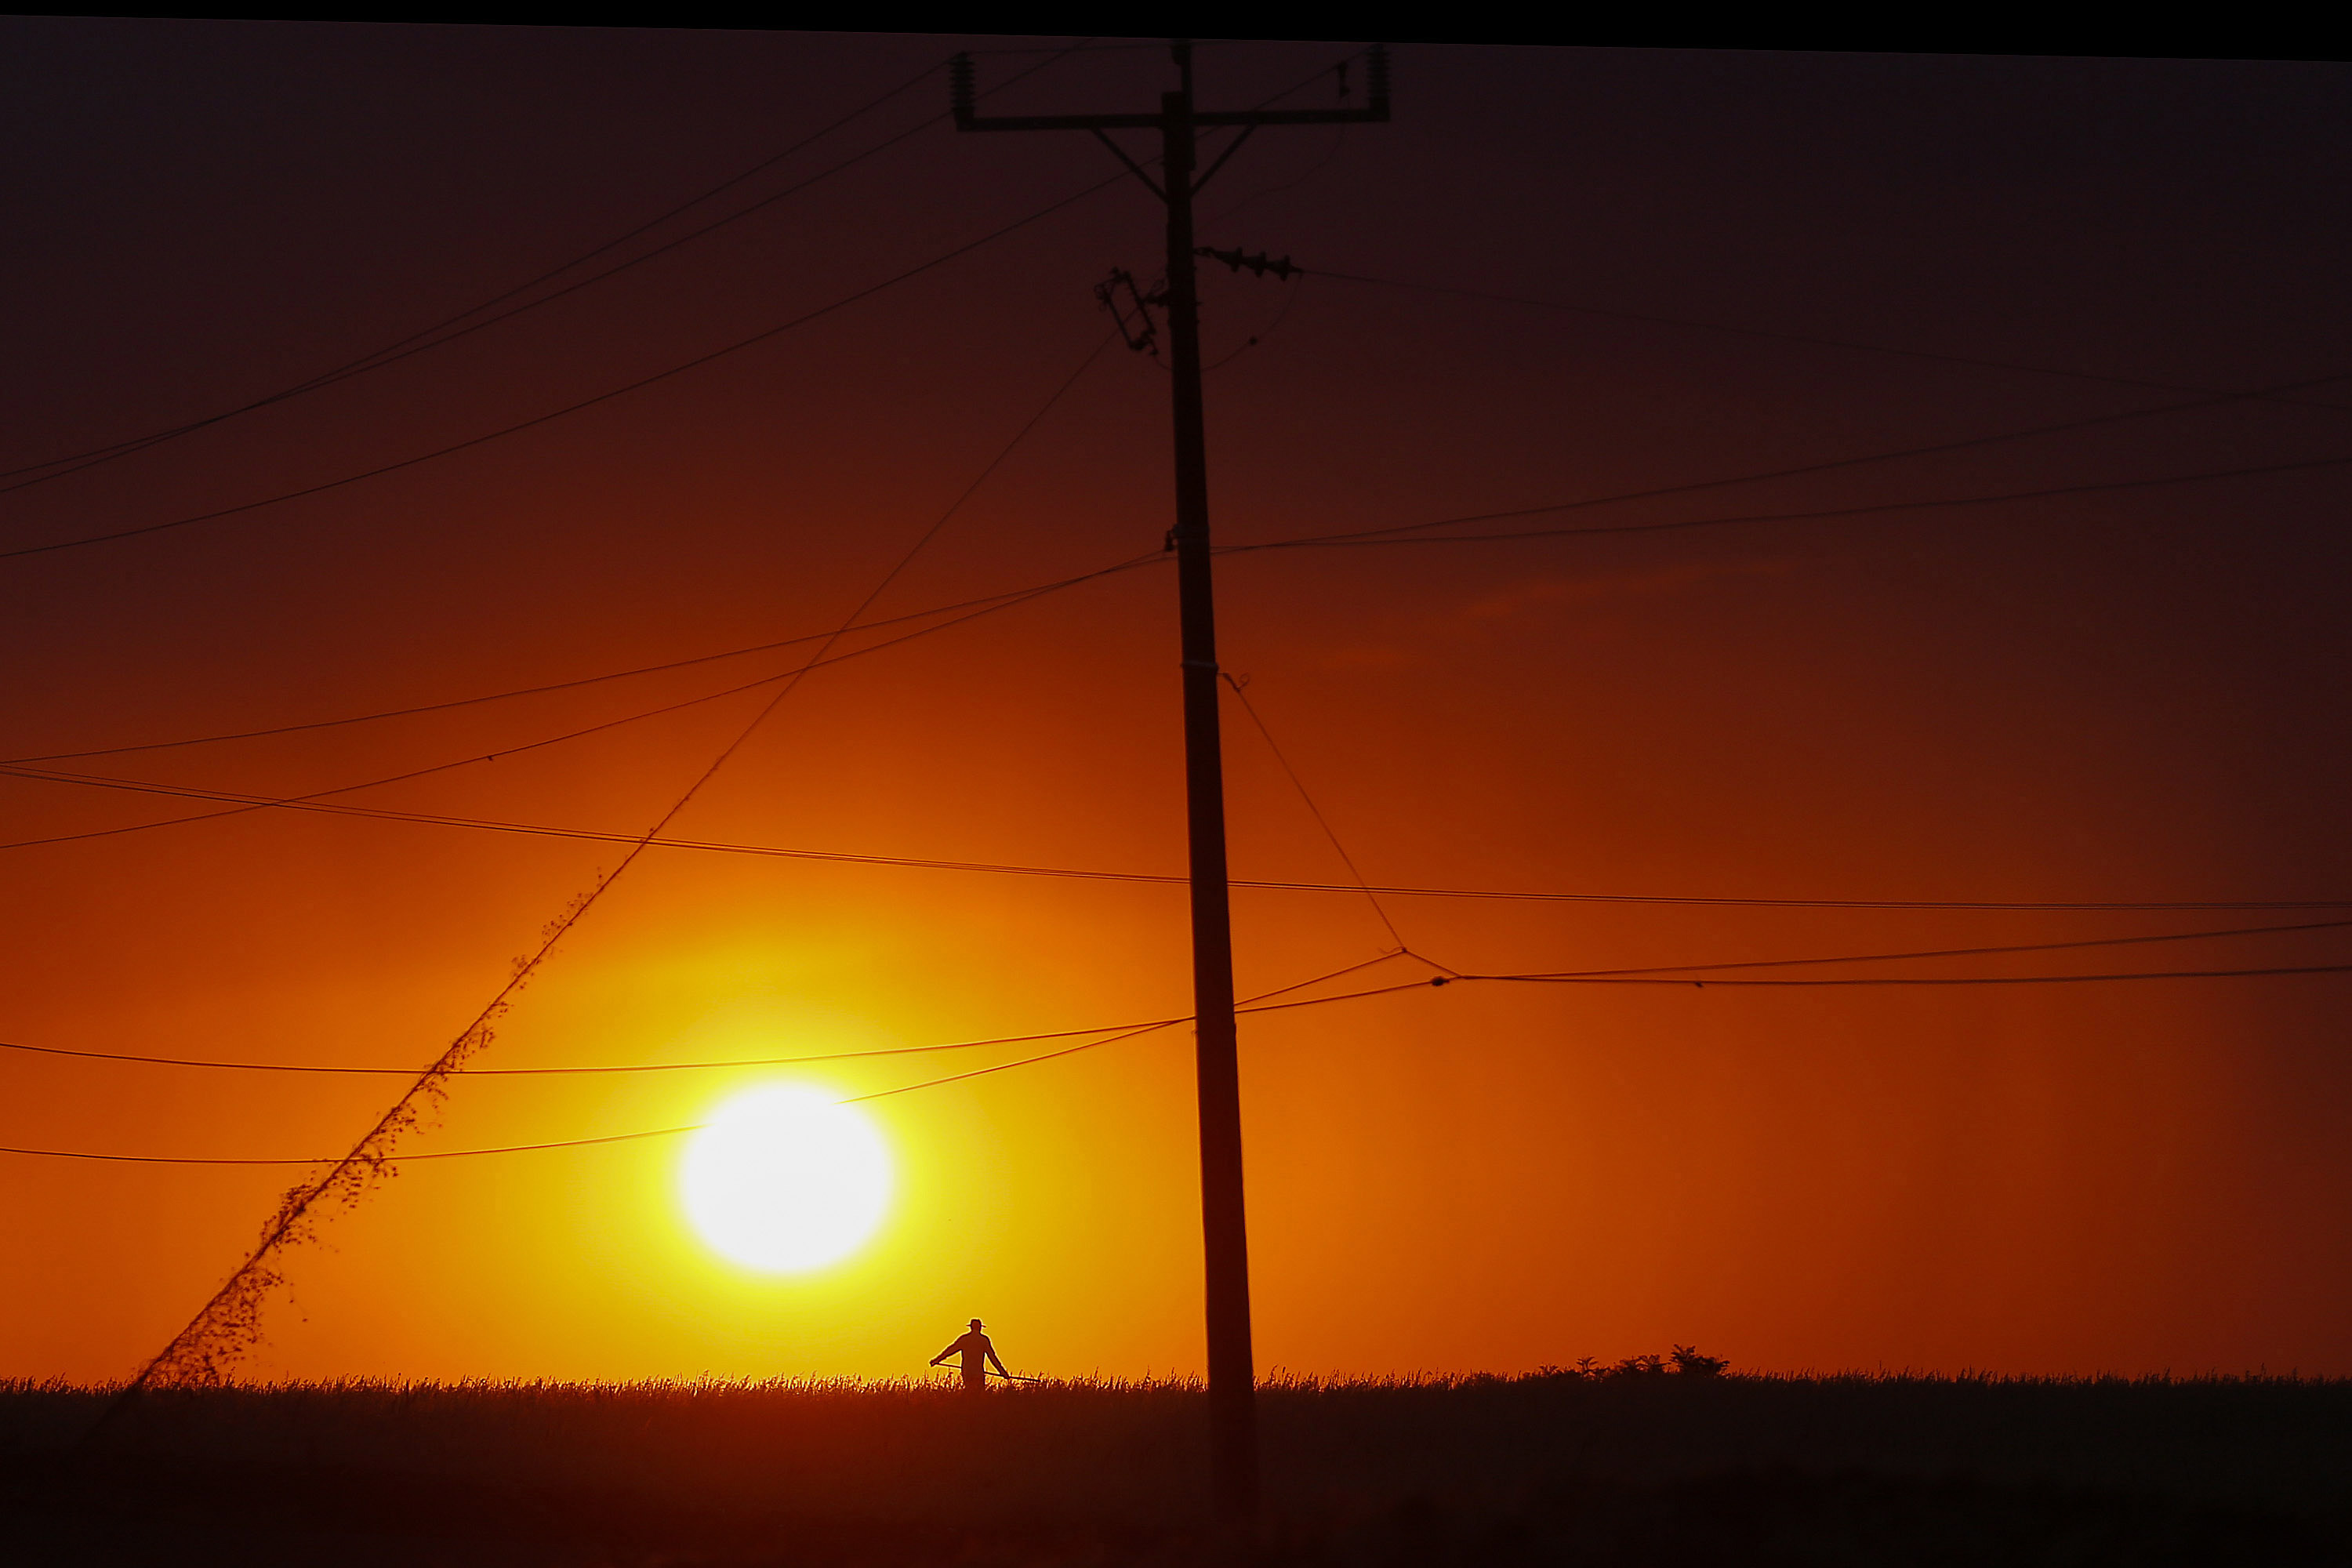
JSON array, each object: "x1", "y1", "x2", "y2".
[{"x1": 681, "y1": 1084, "x2": 893, "y2": 1273}]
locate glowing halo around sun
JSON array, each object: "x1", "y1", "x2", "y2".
[{"x1": 681, "y1": 1084, "x2": 894, "y2": 1273}]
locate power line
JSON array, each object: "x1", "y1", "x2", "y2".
[
  {"x1": 13, "y1": 430, "x2": 2321, "y2": 767},
  {"x1": 0, "y1": 547, "x2": 1151, "y2": 854},
  {"x1": 6, "y1": 414, "x2": 2337, "y2": 767},
  {"x1": 9, "y1": 765, "x2": 2350, "y2": 914},
  {"x1": 2, "y1": 960, "x2": 1420, "y2": 1164},
  {"x1": 12, "y1": 411, "x2": 2346, "y2": 761},
  {"x1": 12, "y1": 92, "x2": 2330, "y2": 568},
  {"x1": 1319, "y1": 887, "x2": 2352, "y2": 914},
  {"x1": 7, "y1": 918, "x2": 2339, "y2": 1079},
  {"x1": 1240, "y1": 450, "x2": 2352, "y2": 553},
  {"x1": 1, "y1": 46, "x2": 1097, "y2": 496},
  {"x1": 1511, "y1": 917, "x2": 2352, "y2": 978},
  {"x1": 24, "y1": 361, "x2": 2347, "y2": 759},
  {"x1": 827, "y1": 967, "x2": 2352, "y2": 1116},
  {"x1": 22, "y1": 422, "x2": 2343, "y2": 769},
  {"x1": 1221, "y1": 672, "x2": 1407, "y2": 954},
  {"x1": 0, "y1": 533, "x2": 1157, "y2": 860},
  {"x1": 1476, "y1": 964, "x2": 2352, "y2": 988},
  {"x1": 2, "y1": 53, "x2": 1397, "y2": 572},
  {"x1": 0, "y1": 1018, "x2": 1182, "y2": 1077},
  {"x1": 0, "y1": 1123, "x2": 697, "y2": 1167},
  {"x1": 1310, "y1": 268, "x2": 2352, "y2": 410},
  {"x1": 1221, "y1": 366, "x2": 2352, "y2": 555},
  {"x1": 0, "y1": 555, "x2": 1163, "y2": 768},
  {"x1": 965, "y1": 41, "x2": 1180, "y2": 55},
  {"x1": 2, "y1": 169, "x2": 1129, "y2": 564},
  {"x1": 14, "y1": 956, "x2": 1434, "y2": 1105},
  {"x1": 13, "y1": 956, "x2": 2352, "y2": 1167},
  {"x1": 840, "y1": 1017, "x2": 1185, "y2": 1105}
]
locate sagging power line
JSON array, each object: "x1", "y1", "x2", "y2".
[
  {"x1": 0, "y1": 539, "x2": 1151, "y2": 855},
  {"x1": 9, "y1": 914, "x2": 2348, "y2": 1080},
  {"x1": 5, "y1": 958, "x2": 1428, "y2": 1164},
  {"x1": 1221, "y1": 672, "x2": 1410, "y2": 954},
  {"x1": 4, "y1": 170, "x2": 1129, "y2": 563},
  {"x1": 18, "y1": 394, "x2": 2347, "y2": 793},
  {"x1": 9, "y1": 62, "x2": 2337, "y2": 572},
  {"x1": 0, "y1": 554, "x2": 1163, "y2": 768},
  {"x1": 0, "y1": 45, "x2": 1097, "y2": 497},
  {"x1": 1242, "y1": 449, "x2": 2352, "y2": 552},
  {"x1": 7, "y1": 416, "x2": 2341, "y2": 773},
  {"x1": 12, "y1": 954, "x2": 2352, "y2": 1167},
  {"x1": 1308, "y1": 267, "x2": 2352, "y2": 411},
  {"x1": 12, "y1": 759, "x2": 2349, "y2": 913}
]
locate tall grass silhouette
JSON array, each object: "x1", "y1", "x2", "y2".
[{"x1": 13, "y1": 1367, "x2": 2350, "y2": 1563}]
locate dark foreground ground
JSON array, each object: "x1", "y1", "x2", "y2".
[{"x1": 4, "y1": 1373, "x2": 2348, "y2": 1566}]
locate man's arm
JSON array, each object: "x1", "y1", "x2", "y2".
[
  {"x1": 929, "y1": 1344, "x2": 957, "y2": 1366},
  {"x1": 986, "y1": 1343, "x2": 1010, "y2": 1376}
]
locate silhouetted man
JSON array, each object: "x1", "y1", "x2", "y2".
[{"x1": 930, "y1": 1317, "x2": 1008, "y2": 1392}]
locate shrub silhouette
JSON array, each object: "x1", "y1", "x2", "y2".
[{"x1": 1535, "y1": 1349, "x2": 1730, "y2": 1379}]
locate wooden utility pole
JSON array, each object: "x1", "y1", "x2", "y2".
[{"x1": 953, "y1": 40, "x2": 1389, "y2": 1519}]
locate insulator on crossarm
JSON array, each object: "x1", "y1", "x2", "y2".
[{"x1": 950, "y1": 53, "x2": 976, "y2": 125}]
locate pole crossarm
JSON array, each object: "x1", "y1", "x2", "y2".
[
  {"x1": 957, "y1": 107, "x2": 1389, "y2": 132},
  {"x1": 952, "y1": 44, "x2": 1390, "y2": 153},
  {"x1": 959, "y1": 111, "x2": 1167, "y2": 131}
]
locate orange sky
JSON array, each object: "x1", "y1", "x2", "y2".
[{"x1": 4, "y1": 27, "x2": 2351, "y2": 1384}]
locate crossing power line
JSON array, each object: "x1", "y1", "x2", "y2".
[
  {"x1": 20, "y1": 383, "x2": 2349, "y2": 779},
  {"x1": 1221, "y1": 672, "x2": 1409, "y2": 954},
  {"x1": 0, "y1": 45, "x2": 1096, "y2": 496},
  {"x1": 0, "y1": 1018, "x2": 1178, "y2": 1077},
  {"x1": 13, "y1": 412, "x2": 2351, "y2": 876},
  {"x1": 0, "y1": 557, "x2": 1143, "y2": 853},
  {"x1": 1306, "y1": 267, "x2": 2352, "y2": 410},
  {"x1": 9, "y1": 761, "x2": 2348, "y2": 913},
  {"x1": 0, "y1": 423, "x2": 2332, "y2": 777},
  {"x1": 2, "y1": 171, "x2": 1130, "y2": 563},
  {"x1": 6, "y1": 915, "x2": 2347, "y2": 1080},
  {"x1": 7, "y1": 83, "x2": 2339, "y2": 567},
  {"x1": 1241, "y1": 450, "x2": 2352, "y2": 552},
  {"x1": 9, "y1": 954, "x2": 2352, "y2": 1167},
  {"x1": 6, "y1": 412, "x2": 2343, "y2": 771},
  {"x1": 0, "y1": 555, "x2": 1163, "y2": 768},
  {"x1": 1472, "y1": 964, "x2": 2352, "y2": 988},
  {"x1": 0, "y1": 958, "x2": 1424, "y2": 1164}
]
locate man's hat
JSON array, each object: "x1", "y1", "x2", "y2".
[{"x1": 969, "y1": 1318, "x2": 984, "y2": 1328}]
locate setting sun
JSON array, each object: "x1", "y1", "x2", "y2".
[{"x1": 680, "y1": 1084, "x2": 894, "y2": 1273}]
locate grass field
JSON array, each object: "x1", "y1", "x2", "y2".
[{"x1": 5, "y1": 1370, "x2": 2349, "y2": 1564}]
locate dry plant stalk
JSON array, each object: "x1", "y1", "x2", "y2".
[
  {"x1": 121, "y1": 884, "x2": 605, "y2": 1394},
  {"x1": 109, "y1": 422, "x2": 941, "y2": 1410}
]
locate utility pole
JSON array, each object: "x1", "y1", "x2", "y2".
[{"x1": 953, "y1": 41, "x2": 1389, "y2": 1520}]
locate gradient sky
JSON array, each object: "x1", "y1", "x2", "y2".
[{"x1": 5, "y1": 26, "x2": 2351, "y2": 1385}]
